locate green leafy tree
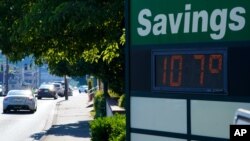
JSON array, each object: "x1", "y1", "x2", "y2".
[
  {"x1": 2, "y1": 0, "x2": 125, "y2": 96},
  {"x1": 0, "y1": 0, "x2": 29, "y2": 58}
]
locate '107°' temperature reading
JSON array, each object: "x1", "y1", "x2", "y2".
[{"x1": 153, "y1": 50, "x2": 226, "y2": 92}]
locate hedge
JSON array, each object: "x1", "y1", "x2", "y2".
[
  {"x1": 118, "y1": 94, "x2": 125, "y2": 108},
  {"x1": 90, "y1": 114, "x2": 126, "y2": 141},
  {"x1": 94, "y1": 90, "x2": 106, "y2": 118}
]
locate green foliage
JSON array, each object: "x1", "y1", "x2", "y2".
[
  {"x1": 118, "y1": 94, "x2": 125, "y2": 108},
  {"x1": 0, "y1": 0, "x2": 33, "y2": 60},
  {"x1": 1, "y1": 0, "x2": 125, "y2": 95},
  {"x1": 120, "y1": 28, "x2": 126, "y2": 46},
  {"x1": 108, "y1": 90, "x2": 120, "y2": 98},
  {"x1": 83, "y1": 47, "x2": 100, "y2": 63},
  {"x1": 94, "y1": 90, "x2": 106, "y2": 118},
  {"x1": 116, "y1": 131, "x2": 126, "y2": 141},
  {"x1": 90, "y1": 114, "x2": 126, "y2": 141},
  {"x1": 48, "y1": 59, "x2": 71, "y2": 77},
  {"x1": 102, "y1": 42, "x2": 119, "y2": 64}
]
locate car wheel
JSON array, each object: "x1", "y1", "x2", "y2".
[
  {"x1": 38, "y1": 97, "x2": 41, "y2": 100},
  {"x1": 3, "y1": 109, "x2": 8, "y2": 113},
  {"x1": 30, "y1": 109, "x2": 36, "y2": 113},
  {"x1": 59, "y1": 93, "x2": 64, "y2": 97}
]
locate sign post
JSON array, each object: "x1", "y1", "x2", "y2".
[{"x1": 126, "y1": 0, "x2": 250, "y2": 140}]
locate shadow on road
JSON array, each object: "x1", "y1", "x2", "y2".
[
  {"x1": 30, "y1": 132, "x2": 46, "y2": 140},
  {"x1": 2, "y1": 110, "x2": 34, "y2": 115}
]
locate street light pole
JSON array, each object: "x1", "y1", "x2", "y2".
[{"x1": 4, "y1": 57, "x2": 9, "y2": 95}]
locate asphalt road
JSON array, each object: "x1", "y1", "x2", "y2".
[{"x1": 0, "y1": 96, "x2": 59, "y2": 141}]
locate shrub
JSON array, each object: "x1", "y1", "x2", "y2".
[
  {"x1": 90, "y1": 116, "x2": 110, "y2": 141},
  {"x1": 118, "y1": 94, "x2": 125, "y2": 108},
  {"x1": 94, "y1": 90, "x2": 106, "y2": 118},
  {"x1": 108, "y1": 90, "x2": 120, "y2": 98},
  {"x1": 116, "y1": 131, "x2": 126, "y2": 141},
  {"x1": 90, "y1": 114, "x2": 126, "y2": 141}
]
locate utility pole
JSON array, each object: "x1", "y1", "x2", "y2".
[{"x1": 4, "y1": 57, "x2": 9, "y2": 95}]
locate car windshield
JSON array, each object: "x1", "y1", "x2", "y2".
[
  {"x1": 53, "y1": 83, "x2": 61, "y2": 88},
  {"x1": 7, "y1": 90, "x2": 32, "y2": 96},
  {"x1": 54, "y1": 81, "x2": 64, "y2": 86},
  {"x1": 80, "y1": 85, "x2": 87, "y2": 88},
  {"x1": 39, "y1": 84, "x2": 54, "y2": 89}
]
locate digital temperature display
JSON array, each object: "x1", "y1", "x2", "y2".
[{"x1": 153, "y1": 49, "x2": 227, "y2": 93}]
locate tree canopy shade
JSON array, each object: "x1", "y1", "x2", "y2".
[
  {"x1": 0, "y1": 0, "x2": 125, "y2": 94},
  {"x1": 0, "y1": 0, "x2": 33, "y2": 59}
]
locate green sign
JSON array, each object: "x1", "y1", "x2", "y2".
[{"x1": 131, "y1": 0, "x2": 250, "y2": 45}]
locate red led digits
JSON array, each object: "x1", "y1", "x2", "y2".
[
  {"x1": 170, "y1": 55, "x2": 183, "y2": 86},
  {"x1": 194, "y1": 55, "x2": 205, "y2": 85},
  {"x1": 209, "y1": 54, "x2": 222, "y2": 74},
  {"x1": 160, "y1": 54, "x2": 223, "y2": 87},
  {"x1": 161, "y1": 55, "x2": 183, "y2": 87}
]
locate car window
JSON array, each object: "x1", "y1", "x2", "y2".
[
  {"x1": 39, "y1": 84, "x2": 54, "y2": 89},
  {"x1": 53, "y1": 84, "x2": 60, "y2": 88},
  {"x1": 7, "y1": 90, "x2": 32, "y2": 96},
  {"x1": 80, "y1": 85, "x2": 88, "y2": 88}
]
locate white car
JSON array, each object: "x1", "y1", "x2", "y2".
[
  {"x1": 52, "y1": 82, "x2": 64, "y2": 97},
  {"x1": 0, "y1": 85, "x2": 3, "y2": 96},
  {"x1": 3, "y1": 90, "x2": 37, "y2": 113}
]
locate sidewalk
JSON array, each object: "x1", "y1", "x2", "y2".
[{"x1": 42, "y1": 92, "x2": 93, "y2": 141}]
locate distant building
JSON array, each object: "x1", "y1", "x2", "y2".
[
  {"x1": 39, "y1": 64, "x2": 63, "y2": 84},
  {"x1": 0, "y1": 51, "x2": 63, "y2": 91},
  {"x1": 8, "y1": 56, "x2": 39, "y2": 89}
]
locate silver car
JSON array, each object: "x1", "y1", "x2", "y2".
[
  {"x1": 79, "y1": 85, "x2": 88, "y2": 93},
  {"x1": 3, "y1": 90, "x2": 37, "y2": 113},
  {"x1": 0, "y1": 84, "x2": 4, "y2": 96}
]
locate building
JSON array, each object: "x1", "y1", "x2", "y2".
[{"x1": 39, "y1": 64, "x2": 63, "y2": 84}]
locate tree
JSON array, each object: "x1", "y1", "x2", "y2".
[
  {"x1": 0, "y1": 0, "x2": 34, "y2": 93},
  {"x1": 2, "y1": 0, "x2": 125, "y2": 97}
]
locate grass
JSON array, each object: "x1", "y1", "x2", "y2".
[{"x1": 90, "y1": 110, "x2": 96, "y2": 117}]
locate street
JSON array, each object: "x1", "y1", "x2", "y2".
[{"x1": 0, "y1": 96, "x2": 59, "y2": 141}]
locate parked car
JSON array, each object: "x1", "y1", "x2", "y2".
[
  {"x1": 52, "y1": 83, "x2": 64, "y2": 97},
  {"x1": 53, "y1": 81, "x2": 65, "y2": 87},
  {"x1": 37, "y1": 84, "x2": 58, "y2": 100},
  {"x1": 68, "y1": 86, "x2": 73, "y2": 96},
  {"x1": 0, "y1": 84, "x2": 3, "y2": 96},
  {"x1": 3, "y1": 89, "x2": 37, "y2": 113},
  {"x1": 59, "y1": 86, "x2": 73, "y2": 97},
  {"x1": 79, "y1": 85, "x2": 88, "y2": 93}
]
